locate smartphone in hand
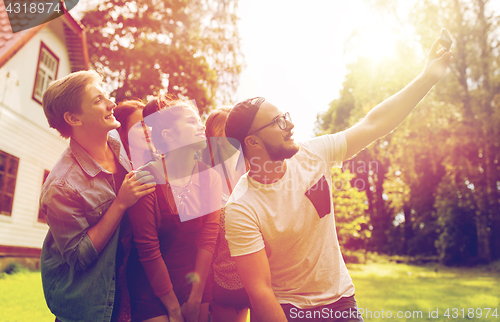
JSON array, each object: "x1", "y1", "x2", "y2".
[{"x1": 440, "y1": 28, "x2": 452, "y2": 51}]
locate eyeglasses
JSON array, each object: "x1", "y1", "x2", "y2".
[{"x1": 247, "y1": 112, "x2": 292, "y2": 136}]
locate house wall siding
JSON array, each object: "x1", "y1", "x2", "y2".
[
  {"x1": 3, "y1": 23, "x2": 72, "y2": 130},
  {"x1": 0, "y1": 23, "x2": 72, "y2": 251}
]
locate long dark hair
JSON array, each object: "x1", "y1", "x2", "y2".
[
  {"x1": 203, "y1": 107, "x2": 231, "y2": 167},
  {"x1": 114, "y1": 99, "x2": 145, "y2": 158}
]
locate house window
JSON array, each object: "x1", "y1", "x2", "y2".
[
  {"x1": 0, "y1": 151, "x2": 19, "y2": 217},
  {"x1": 38, "y1": 169, "x2": 50, "y2": 223},
  {"x1": 32, "y1": 42, "x2": 59, "y2": 104}
]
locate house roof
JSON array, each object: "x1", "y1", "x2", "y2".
[{"x1": 0, "y1": 0, "x2": 89, "y2": 71}]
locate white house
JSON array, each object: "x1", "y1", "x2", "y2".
[{"x1": 0, "y1": 0, "x2": 89, "y2": 265}]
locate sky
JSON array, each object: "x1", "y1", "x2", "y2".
[
  {"x1": 234, "y1": 0, "x2": 417, "y2": 141},
  {"x1": 71, "y1": 0, "x2": 421, "y2": 142},
  {"x1": 71, "y1": 0, "x2": 500, "y2": 143}
]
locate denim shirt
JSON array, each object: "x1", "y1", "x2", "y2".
[{"x1": 40, "y1": 130, "x2": 132, "y2": 322}]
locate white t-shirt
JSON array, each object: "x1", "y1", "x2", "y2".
[{"x1": 225, "y1": 132, "x2": 355, "y2": 309}]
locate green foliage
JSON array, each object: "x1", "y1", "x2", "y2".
[
  {"x1": 410, "y1": 0, "x2": 500, "y2": 263},
  {"x1": 384, "y1": 96, "x2": 451, "y2": 256},
  {"x1": 341, "y1": 249, "x2": 367, "y2": 264},
  {"x1": 332, "y1": 167, "x2": 370, "y2": 250},
  {"x1": 317, "y1": 49, "x2": 421, "y2": 135},
  {"x1": 2, "y1": 262, "x2": 24, "y2": 275},
  {"x1": 435, "y1": 176, "x2": 478, "y2": 266},
  {"x1": 318, "y1": 42, "x2": 425, "y2": 254},
  {"x1": 81, "y1": 0, "x2": 243, "y2": 111}
]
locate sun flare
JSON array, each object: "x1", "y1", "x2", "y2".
[
  {"x1": 344, "y1": 4, "x2": 405, "y2": 64},
  {"x1": 357, "y1": 25, "x2": 399, "y2": 62}
]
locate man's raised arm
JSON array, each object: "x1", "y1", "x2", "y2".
[
  {"x1": 233, "y1": 249, "x2": 288, "y2": 322},
  {"x1": 343, "y1": 37, "x2": 453, "y2": 160}
]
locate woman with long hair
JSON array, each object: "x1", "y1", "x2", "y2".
[
  {"x1": 113, "y1": 99, "x2": 150, "y2": 322},
  {"x1": 114, "y1": 99, "x2": 154, "y2": 170},
  {"x1": 126, "y1": 96, "x2": 221, "y2": 322},
  {"x1": 203, "y1": 107, "x2": 249, "y2": 322}
]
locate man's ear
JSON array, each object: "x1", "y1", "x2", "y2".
[
  {"x1": 63, "y1": 111, "x2": 82, "y2": 127},
  {"x1": 244, "y1": 135, "x2": 262, "y2": 151}
]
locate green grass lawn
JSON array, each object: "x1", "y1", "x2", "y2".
[
  {"x1": 1, "y1": 262, "x2": 498, "y2": 322},
  {"x1": 0, "y1": 270, "x2": 54, "y2": 322},
  {"x1": 349, "y1": 262, "x2": 500, "y2": 321}
]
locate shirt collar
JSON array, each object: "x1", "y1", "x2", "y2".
[{"x1": 70, "y1": 130, "x2": 132, "y2": 177}]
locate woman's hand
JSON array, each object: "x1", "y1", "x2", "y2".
[
  {"x1": 159, "y1": 291, "x2": 184, "y2": 322},
  {"x1": 181, "y1": 298, "x2": 201, "y2": 322},
  {"x1": 168, "y1": 312, "x2": 185, "y2": 322}
]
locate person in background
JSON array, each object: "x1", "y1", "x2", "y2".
[
  {"x1": 126, "y1": 96, "x2": 221, "y2": 322},
  {"x1": 40, "y1": 70, "x2": 156, "y2": 322},
  {"x1": 203, "y1": 107, "x2": 249, "y2": 322},
  {"x1": 114, "y1": 99, "x2": 154, "y2": 170},
  {"x1": 113, "y1": 99, "x2": 154, "y2": 322}
]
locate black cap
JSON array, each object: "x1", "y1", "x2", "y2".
[{"x1": 225, "y1": 97, "x2": 266, "y2": 151}]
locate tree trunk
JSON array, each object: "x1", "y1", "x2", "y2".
[
  {"x1": 403, "y1": 203, "x2": 413, "y2": 255},
  {"x1": 475, "y1": 0, "x2": 494, "y2": 262},
  {"x1": 452, "y1": 0, "x2": 473, "y2": 120}
]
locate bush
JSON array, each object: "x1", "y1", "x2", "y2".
[
  {"x1": 434, "y1": 176, "x2": 478, "y2": 266},
  {"x1": 342, "y1": 250, "x2": 366, "y2": 264},
  {"x1": 2, "y1": 262, "x2": 24, "y2": 275}
]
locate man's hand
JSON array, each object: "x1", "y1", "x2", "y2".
[
  {"x1": 422, "y1": 37, "x2": 453, "y2": 84},
  {"x1": 115, "y1": 170, "x2": 156, "y2": 209},
  {"x1": 87, "y1": 170, "x2": 155, "y2": 253}
]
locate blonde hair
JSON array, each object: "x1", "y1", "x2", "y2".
[{"x1": 42, "y1": 70, "x2": 102, "y2": 138}]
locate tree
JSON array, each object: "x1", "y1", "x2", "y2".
[
  {"x1": 435, "y1": 175, "x2": 478, "y2": 265},
  {"x1": 411, "y1": 0, "x2": 500, "y2": 263},
  {"x1": 317, "y1": 0, "x2": 500, "y2": 264},
  {"x1": 316, "y1": 47, "x2": 424, "y2": 253},
  {"x1": 81, "y1": 0, "x2": 243, "y2": 112},
  {"x1": 331, "y1": 167, "x2": 370, "y2": 251}
]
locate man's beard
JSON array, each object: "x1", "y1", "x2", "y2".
[{"x1": 262, "y1": 135, "x2": 300, "y2": 161}]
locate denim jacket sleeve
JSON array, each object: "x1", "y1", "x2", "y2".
[
  {"x1": 40, "y1": 131, "x2": 131, "y2": 322},
  {"x1": 43, "y1": 180, "x2": 100, "y2": 271},
  {"x1": 41, "y1": 132, "x2": 129, "y2": 272}
]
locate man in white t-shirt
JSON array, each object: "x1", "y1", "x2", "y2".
[{"x1": 224, "y1": 38, "x2": 452, "y2": 321}]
